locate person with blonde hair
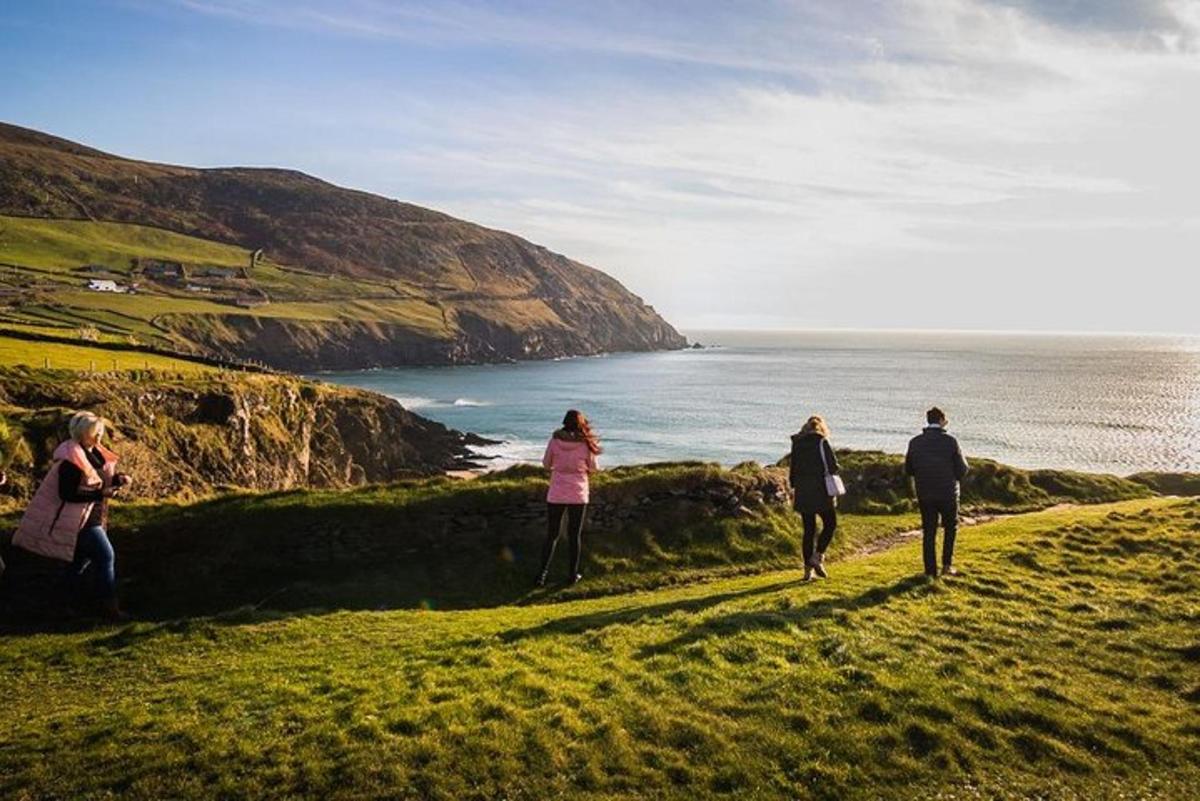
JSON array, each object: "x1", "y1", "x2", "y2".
[
  {"x1": 13, "y1": 411, "x2": 132, "y2": 620},
  {"x1": 788, "y1": 415, "x2": 843, "y2": 581}
]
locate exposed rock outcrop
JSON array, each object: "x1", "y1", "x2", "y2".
[
  {"x1": 165, "y1": 307, "x2": 684, "y2": 371},
  {"x1": 0, "y1": 368, "x2": 485, "y2": 500}
]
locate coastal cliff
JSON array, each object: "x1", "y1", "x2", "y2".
[
  {"x1": 165, "y1": 305, "x2": 684, "y2": 371},
  {"x1": 0, "y1": 368, "x2": 484, "y2": 500},
  {"x1": 0, "y1": 122, "x2": 687, "y2": 371}
]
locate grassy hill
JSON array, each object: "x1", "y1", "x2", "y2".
[
  {"x1": 0, "y1": 214, "x2": 252, "y2": 271},
  {"x1": 0, "y1": 213, "x2": 452, "y2": 364},
  {"x1": 0, "y1": 333, "x2": 218, "y2": 373},
  {"x1": 0, "y1": 123, "x2": 686, "y2": 369},
  {"x1": 1, "y1": 497, "x2": 1197, "y2": 799}
]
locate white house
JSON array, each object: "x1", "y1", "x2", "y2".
[{"x1": 86, "y1": 279, "x2": 125, "y2": 293}]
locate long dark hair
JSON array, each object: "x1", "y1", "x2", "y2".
[{"x1": 562, "y1": 409, "x2": 602, "y2": 454}]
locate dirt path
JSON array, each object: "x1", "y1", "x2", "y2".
[{"x1": 848, "y1": 503, "x2": 1077, "y2": 560}]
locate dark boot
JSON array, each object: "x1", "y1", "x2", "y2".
[{"x1": 100, "y1": 598, "x2": 129, "y2": 622}]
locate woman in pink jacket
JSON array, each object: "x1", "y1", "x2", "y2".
[
  {"x1": 537, "y1": 409, "x2": 601, "y2": 587},
  {"x1": 13, "y1": 411, "x2": 132, "y2": 620}
]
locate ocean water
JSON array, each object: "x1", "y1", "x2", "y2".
[{"x1": 314, "y1": 330, "x2": 1200, "y2": 475}]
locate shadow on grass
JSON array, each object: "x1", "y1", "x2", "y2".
[
  {"x1": 497, "y1": 578, "x2": 808, "y2": 643},
  {"x1": 498, "y1": 574, "x2": 932, "y2": 647},
  {"x1": 634, "y1": 574, "x2": 931, "y2": 659}
]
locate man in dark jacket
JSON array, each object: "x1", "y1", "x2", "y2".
[{"x1": 905, "y1": 407, "x2": 969, "y2": 577}]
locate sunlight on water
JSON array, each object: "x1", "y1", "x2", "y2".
[{"x1": 315, "y1": 331, "x2": 1200, "y2": 474}]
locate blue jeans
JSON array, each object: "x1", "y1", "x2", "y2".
[{"x1": 69, "y1": 525, "x2": 117, "y2": 601}]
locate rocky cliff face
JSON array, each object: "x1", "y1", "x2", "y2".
[
  {"x1": 165, "y1": 306, "x2": 684, "y2": 370},
  {"x1": 0, "y1": 369, "x2": 484, "y2": 500}
]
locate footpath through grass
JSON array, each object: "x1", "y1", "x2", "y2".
[{"x1": 2, "y1": 498, "x2": 1197, "y2": 800}]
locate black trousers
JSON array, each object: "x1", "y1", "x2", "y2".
[
  {"x1": 799, "y1": 506, "x2": 837, "y2": 564},
  {"x1": 919, "y1": 497, "x2": 959, "y2": 575},
  {"x1": 541, "y1": 503, "x2": 587, "y2": 578}
]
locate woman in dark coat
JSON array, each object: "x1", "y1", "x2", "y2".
[{"x1": 788, "y1": 415, "x2": 841, "y2": 581}]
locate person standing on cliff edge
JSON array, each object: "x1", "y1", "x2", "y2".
[
  {"x1": 537, "y1": 409, "x2": 601, "y2": 587},
  {"x1": 905, "y1": 407, "x2": 970, "y2": 578}
]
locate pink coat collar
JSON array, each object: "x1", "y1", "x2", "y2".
[{"x1": 52, "y1": 439, "x2": 119, "y2": 476}]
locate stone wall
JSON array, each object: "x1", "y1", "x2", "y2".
[
  {"x1": 1, "y1": 463, "x2": 797, "y2": 622},
  {"x1": 419, "y1": 464, "x2": 794, "y2": 544}
]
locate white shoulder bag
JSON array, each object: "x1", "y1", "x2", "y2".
[{"x1": 819, "y1": 438, "x2": 847, "y2": 497}]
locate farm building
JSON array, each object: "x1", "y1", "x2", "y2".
[
  {"x1": 86, "y1": 279, "x2": 125, "y2": 293},
  {"x1": 193, "y1": 265, "x2": 241, "y2": 279},
  {"x1": 139, "y1": 259, "x2": 185, "y2": 278},
  {"x1": 234, "y1": 294, "x2": 269, "y2": 308}
]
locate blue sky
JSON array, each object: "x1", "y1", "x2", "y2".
[{"x1": 2, "y1": 0, "x2": 1199, "y2": 333}]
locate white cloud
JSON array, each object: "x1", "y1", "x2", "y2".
[{"x1": 166, "y1": 0, "x2": 1200, "y2": 332}]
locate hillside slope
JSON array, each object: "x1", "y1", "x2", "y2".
[
  {"x1": 0, "y1": 122, "x2": 685, "y2": 368},
  {"x1": 1, "y1": 499, "x2": 1197, "y2": 799}
]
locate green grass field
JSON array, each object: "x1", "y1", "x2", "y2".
[
  {"x1": 1, "y1": 495, "x2": 1197, "y2": 800},
  {"x1": 0, "y1": 332, "x2": 217, "y2": 373},
  {"x1": 0, "y1": 214, "x2": 251, "y2": 273},
  {"x1": 0, "y1": 215, "x2": 436, "y2": 304},
  {"x1": 0, "y1": 215, "x2": 508, "y2": 353}
]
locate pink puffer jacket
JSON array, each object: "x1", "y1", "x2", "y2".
[
  {"x1": 13, "y1": 440, "x2": 118, "y2": 562},
  {"x1": 542, "y1": 433, "x2": 599, "y2": 504}
]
